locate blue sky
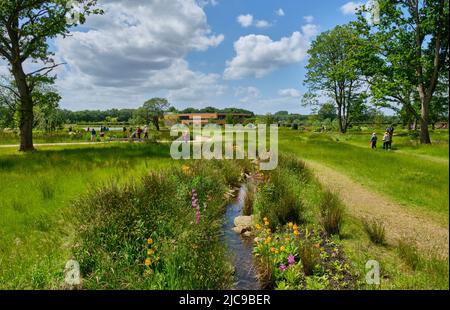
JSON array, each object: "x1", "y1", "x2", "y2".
[{"x1": 40, "y1": 0, "x2": 366, "y2": 113}]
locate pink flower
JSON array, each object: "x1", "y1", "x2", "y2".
[
  {"x1": 279, "y1": 264, "x2": 287, "y2": 271},
  {"x1": 288, "y1": 255, "x2": 295, "y2": 266}
]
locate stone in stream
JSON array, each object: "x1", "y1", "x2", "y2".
[{"x1": 233, "y1": 215, "x2": 254, "y2": 234}]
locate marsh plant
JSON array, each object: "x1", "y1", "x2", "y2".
[
  {"x1": 363, "y1": 218, "x2": 386, "y2": 245},
  {"x1": 319, "y1": 190, "x2": 344, "y2": 236}
]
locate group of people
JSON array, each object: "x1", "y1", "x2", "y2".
[
  {"x1": 87, "y1": 125, "x2": 150, "y2": 142},
  {"x1": 87, "y1": 127, "x2": 109, "y2": 142},
  {"x1": 370, "y1": 126, "x2": 395, "y2": 150},
  {"x1": 122, "y1": 126, "x2": 149, "y2": 140}
]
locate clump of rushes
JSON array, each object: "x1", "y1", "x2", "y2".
[
  {"x1": 319, "y1": 190, "x2": 344, "y2": 236},
  {"x1": 363, "y1": 218, "x2": 386, "y2": 245},
  {"x1": 397, "y1": 239, "x2": 421, "y2": 270},
  {"x1": 253, "y1": 219, "x2": 356, "y2": 290}
]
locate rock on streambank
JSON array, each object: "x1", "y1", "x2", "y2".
[{"x1": 233, "y1": 215, "x2": 254, "y2": 236}]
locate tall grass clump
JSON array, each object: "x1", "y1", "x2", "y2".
[
  {"x1": 254, "y1": 169, "x2": 306, "y2": 229},
  {"x1": 363, "y1": 218, "x2": 386, "y2": 245},
  {"x1": 71, "y1": 160, "x2": 244, "y2": 290},
  {"x1": 40, "y1": 180, "x2": 55, "y2": 200},
  {"x1": 298, "y1": 240, "x2": 320, "y2": 276},
  {"x1": 319, "y1": 190, "x2": 344, "y2": 236},
  {"x1": 397, "y1": 239, "x2": 421, "y2": 270}
]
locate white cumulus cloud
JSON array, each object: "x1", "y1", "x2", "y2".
[
  {"x1": 53, "y1": 0, "x2": 225, "y2": 109},
  {"x1": 278, "y1": 88, "x2": 301, "y2": 98},
  {"x1": 224, "y1": 24, "x2": 318, "y2": 80},
  {"x1": 237, "y1": 14, "x2": 254, "y2": 27},
  {"x1": 275, "y1": 8, "x2": 285, "y2": 16},
  {"x1": 340, "y1": 1, "x2": 363, "y2": 15}
]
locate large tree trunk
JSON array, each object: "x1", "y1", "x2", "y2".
[
  {"x1": 12, "y1": 63, "x2": 34, "y2": 152},
  {"x1": 419, "y1": 99, "x2": 431, "y2": 144}
]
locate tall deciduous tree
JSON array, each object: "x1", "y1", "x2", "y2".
[
  {"x1": 0, "y1": 0, "x2": 100, "y2": 151},
  {"x1": 303, "y1": 25, "x2": 368, "y2": 133},
  {"x1": 140, "y1": 98, "x2": 170, "y2": 131},
  {"x1": 355, "y1": 0, "x2": 449, "y2": 144}
]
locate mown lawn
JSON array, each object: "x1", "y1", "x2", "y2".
[
  {"x1": 0, "y1": 143, "x2": 173, "y2": 289},
  {"x1": 278, "y1": 129, "x2": 449, "y2": 224}
]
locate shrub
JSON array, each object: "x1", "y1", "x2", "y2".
[
  {"x1": 319, "y1": 190, "x2": 344, "y2": 236},
  {"x1": 363, "y1": 218, "x2": 386, "y2": 245},
  {"x1": 397, "y1": 239, "x2": 421, "y2": 270}
]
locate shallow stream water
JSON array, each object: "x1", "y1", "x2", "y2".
[{"x1": 223, "y1": 186, "x2": 261, "y2": 290}]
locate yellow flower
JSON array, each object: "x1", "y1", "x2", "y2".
[
  {"x1": 263, "y1": 217, "x2": 268, "y2": 222},
  {"x1": 270, "y1": 247, "x2": 276, "y2": 253},
  {"x1": 293, "y1": 230, "x2": 299, "y2": 236},
  {"x1": 275, "y1": 250, "x2": 279, "y2": 254},
  {"x1": 145, "y1": 258, "x2": 151, "y2": 266},
  {"x1": 280, "y1": 246, "x2": 286, "y2": 252},
  {"x1": 267, "y1": 236, "x2": 272, "y2": 242},
  {"x1": 147, "y1": 249, "x2": 154, "y2": 256},
  {"x1": 182, "y1": 165, "x2": 191, "y2": 175},
  {"x1": 147, "y1": 238, "x2": 153, "y2": 245},
  {"x1": 255, "y1": 224, "x2": 261, "y2": 230},
  {"x1": 292, "y1": 224, "x2": 298, "y2": 231},
  {"x1": 288, "y1": 222, "x2": 293, "y2": 228},
  {"x1": 264, "y1": 221, "x2": 270, "y2": 226},
  {"x1": 266, "y1": 228, "x2": 271, "y2": 234}
]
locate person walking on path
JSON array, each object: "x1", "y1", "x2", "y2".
[
  {"x1": 386, "y1": 125, "x2": 394, "y2": 147},
  {"x1": 144, "y1": 125, "x2": 149, "y2": 139},
  {"x1": 91, "y1": 128, "x2": 97, "y2": 142},
  {"x1": 382, "y1": 132, "x2": 391, "y2": 150},
  {"x1": 100, "y1": 127, "x2": 105, "y2": 142},
  {"x1": 137, "y1": 127, "x2": 142, "y2": 140},
  {"x1": 370, "y1": 133, "x2": 378, "y2": 149}
]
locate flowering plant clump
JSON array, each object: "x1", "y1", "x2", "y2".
[
  {"x1": 191, "y1": 189, "x2": 208, "y2": 224},
  {"x1": 253, "y1": 218, "x2": 356, "y2": 290},
  {"x1": 144, "y1": 236, "x2": 160, "y2": 270}
]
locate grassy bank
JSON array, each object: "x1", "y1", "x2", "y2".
[
  {"x1": 72, "y1": 160, "x2": 249, "y2": 289},
  {"x1": 0, "y1": 143, "x2": 173, "y2": 289},
  {"x1": 249, "y1": 154, "x2": 448, "y2": 289},
  {"x1": 278, "y1": 129, "x2": 449, "y2": 223}
]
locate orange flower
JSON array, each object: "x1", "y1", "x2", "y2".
[
  {"x1": 255, "y1": 224, "x2": 261, "y2": 230},
  {"x1": 292, "y1": 224, "x2": 298, "y2": 231},
  {"x1": 147, "y1": 249, "x2": 154, "y2": 255},
  {"x1": 264, "y1": 221, "x2": 270, "y2": 226},
  {"x1": 270, "y1": 247, "x2": 276, "y2": 253},
  {"x1": 145, "y1": 258, "x2": 151, "y2": 266},
  {"x1": 293, "y1": 230, "x2": 299, "y2": 236},
  {"x1": 147, "y1": 238, "x2": 153, "y2": 245}
]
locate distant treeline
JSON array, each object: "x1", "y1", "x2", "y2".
[{"x1": 60, "y1": 107, "x2": 256, "y2": 124}]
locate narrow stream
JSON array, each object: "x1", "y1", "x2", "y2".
[{"x1": 223, "y1": 186, "x2": 261, "y2": 290}]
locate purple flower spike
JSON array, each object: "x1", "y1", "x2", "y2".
[
  {"x1": 279, "y1": 264, "x2": 287, "y2": 271},
  {"x1": 288, "y1": 255, "x2": 295, "y2": 266}
]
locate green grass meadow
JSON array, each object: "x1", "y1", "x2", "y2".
[{"x1": 0, "y1": 128, "x2": 448, "y2": 289}]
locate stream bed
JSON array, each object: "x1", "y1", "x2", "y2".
[{"x1": 223, "y1": 186, "x2": 261, "y2": 290}]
